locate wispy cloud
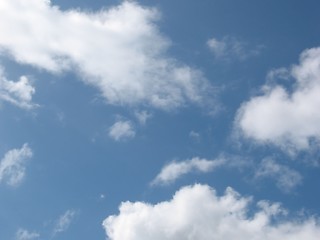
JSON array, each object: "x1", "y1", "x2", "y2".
[
  {"x1": 255, "y1": 158, "x2": 302, "y2": 192},
  {"x1": 0, "y1": 144, "x2": 33, "y2": 187},
  {"x1": 0, "y1": 0, "x2": 212, "y2": 110},
  {"x1": 134, "y1": 110, "x2": 152, "y2": 125},
  {"x1": 53, "y1": 210, "x2": 77, "y2": 236},
  {"x1": 0, "y1": 66, "x2": 37, "y2": 110},
  {"x1": 151, "y1": 157, "x2": 226, "y2": 186},
  {"x1": 109, "y1": 120, "x2": 136, "y2": 141},
  {"x1": 104, "y1": 184, "x2": 320, "y2": 240},
  {"x1": 207, "y1": 36, "x2": 262, "y2": 61},
  {"x1": 16, "y1": 229, "x2": 40, "y2": 240}
]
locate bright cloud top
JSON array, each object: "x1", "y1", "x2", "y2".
[
  {"x1": 236, "y1": 47, "x2": 320, "y2": 151},
  {"x1": 103, "y1": 184, "x2": 320, "y2": 240},
  {"x1": 255, "y1": 158, "x2": 302, "y2": 192},
  {"x1": 109, "y1": 120, "x2": 136, "y2": 141},
  {"x1": 0, "y1": 0, "x2": 211, "y2": 110},
  {"x1": 16, "y1": 229, "x2": 40, "y2": 240},
  {"x1": 0, "y1": 144, "x2": 33, "y2": 187},
  {"x1": 151, "y1": 157, "x2": 226, "y2": 185},
  {"x1": 0, "y1": 67, "x2": 37, "y2": 109}
]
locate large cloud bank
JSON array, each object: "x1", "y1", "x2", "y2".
[
  {"x1": 0, "y1": 0, "x2": 210, "y2": 110},
  {"x1": 236, "y1": 47, "x2": 320, "y2": 151},
  {"x1": 103, "y1": 184, "x2": 320, "y2": 240}
]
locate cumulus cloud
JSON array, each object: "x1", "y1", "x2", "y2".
[
  {"x1": 151, "y1": 157, "x2": 226, "y2": 186},
  {"x1": 103, "y1": 184, "x2": 320, "y2": 240},
  {"x1": 207, "y1": 36, "x2": 261, "y2": 61},
  {"x1": 109, "y1": 120, "x2": 135, "y2": 141},
  {"x1": 0, "y1": 143, "x2": 33, "y2": 187},
  {"x1": 255, "y1": 158, "x2": 302, "y2": 192},
  {"x1": 236, "y1": 47, "x2": 320, "y2": 152},
  {"x1": 53, "y1": 210, "x2": 77, "y2": 236},
  {"x1": 0, "y1": 67, "x2": 37, "y2": 109},
  {"x1": 0, "y1": 0, "x2": 211, "y2": 110},
  {"x1": 16, "y1": 229, "x2": 40, "y2": 240}
]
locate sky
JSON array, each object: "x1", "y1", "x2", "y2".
[{"x1": 0, "y1": 0, "x2": 320, "y2": 239}]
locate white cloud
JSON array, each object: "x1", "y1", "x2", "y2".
[
  {"x1": 134, "y1": 110, "x2": 152, "y2": 125},
  {"x1": 109, "y1": 120, "x2": 135, "y2": 141},
  {"x1": 16, "y1": 229, "x2": 40, "y2": 240},
  {"x1": 207, "y1": 36, "x2": 261, "y2": 61},
  {"x1": 255, "y1": 158, "x2": 302, "y2": 192},
  {"x1": 0, "y1": 143, "x2": 33, "y2": 187},
  {"x1": 236, "y1": 47, "x2": 320, "y2": 152},
  {"x1": 0, "y1": 67, "x2": 37, "y2": 109},
  {"x1": 151, "y1": 157, "x2": 226, "y2": 186},
  {"x1": 15, "y1": 229, "x2": 39, "y2": 240},
  {"x1": 0, "y1": 0, "x2": 211, "y2": 110},
  {"x1": 103, "y1": 184, "x2": 320, "y2": 240},
  {"x1": 53, "y1": 210, "x2": 77, "y2": 236}
]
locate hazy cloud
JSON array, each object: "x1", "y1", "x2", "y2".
[
  {"x1": 16, "y1": 229, "x2": 40, "y2": 240},
  {"x1": 0, "y1": 144, "x2": 33, "y2": 187},
  {"x1": 53, "y1": 210, "x2": 77, "y2": 236},
  {"x1": 109, "y1": 120, "x2": 136, "y2": 141},
  {"x1": 255, "y1": 158, "x2": 303, "y2": 192},
  {"x1": 207, "y1": 36, "x2": 262, "y2": 61}
]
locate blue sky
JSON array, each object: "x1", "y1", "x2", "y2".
[{"x1": 1, "y1": 0, "x2": 320, "y2": 239}]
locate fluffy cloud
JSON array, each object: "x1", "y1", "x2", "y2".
[
  {"x1": 255, "y1": 158, "x2": 302, "y2": 192},
  {"x1": 236, "y1": 47, "x2": 320, "y2": 152},
  {"x1": 0, "y1": 143, "x2": 33, "y2": 187},
  {"x1": 151, "y1": 157, "x2": 226, "y2": 186},
  {"x1": 53, "y1": 210, "x2": 77, "y2": 236},
  {"x1": 0, "y1": 0, "x2": 211, "y2": 110},
  {"x1": 109, "y1": 120, "x2": 136, "y2": 141},
  {"x1": 16, "y1": 229, "x2": 39, "y2": 240},
  {"x1": 103, "y1": 184, "x2": 320, "y2": 240},
  {"x1": 0, "y1": 67, "x2": 37, "y2": 109},
  {"x1": 207, "y1": 36, "x2": 261, "y2": 61}
]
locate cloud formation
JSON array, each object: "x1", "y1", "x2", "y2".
[
  {"x1": 0, "y1": 0, "x2": 211, "y2": 110},
  {"x1": 255, "y1": 158, "x2": 302, "y2": 192},
  {"x1": 0, "y1": 144, "x2": 33, "y2": 187},
  {"x1": 151, "y1": 157, "x2": 226, "y2": 186},
  {"x1": 103, "y1": 184, "x2": 320, "y2": 240},
  {"x1": 0, "y1": 67, "x2": 37, "y2": 109},
  {"x1": 207, "y1": 36, "x2": 261, "y2": 61},
  {"x1": 53, "y1": 209, "x2": 77, "y2": 236},
  {"x1": 236, "y1": 47, "x2": 320, "y2": 152},
  {"x1": 16, "y1": 229, "x2": 40, "y2": 240},
  {"x1": 109, "y1": 120, "x2": 135, "y2": 141}
]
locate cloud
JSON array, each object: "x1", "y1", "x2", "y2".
[
  {"x1": 109, "y1": 120, "x2": 135, "y2": 141},
  {"x1": 103, "y1": 184, "x2": 320, "y2": 240},
  {"x1": 255, "y1": 158, "x2": 302, "y2": 192},
  {"x1": 235, "y1": 47, "x2": 320, "y2": 152},
  {"x1": 151, "y1": 157, "x2": 226, "y2": 186},
  {"x1": 0, "y1": 67, "x2": 37, "y2": 109},
  {"x1": 0, "y1": 0, "x2": 211, "y2": 110},
  {"x1": 134, "y1": 110, "x2": 152, "y2": 125},
  {"x1": 53, "y1": 210, "x2": 77, "y2": 236},
  {"x1": 207, "y1": 36, "x2": 261, "y2": 61},
  {"x1": 15, "y1": 229, "x2": 40, "y2": 240},
  {"x1": 0, "y1": 143, "x2": 33, "y2": 187}
]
